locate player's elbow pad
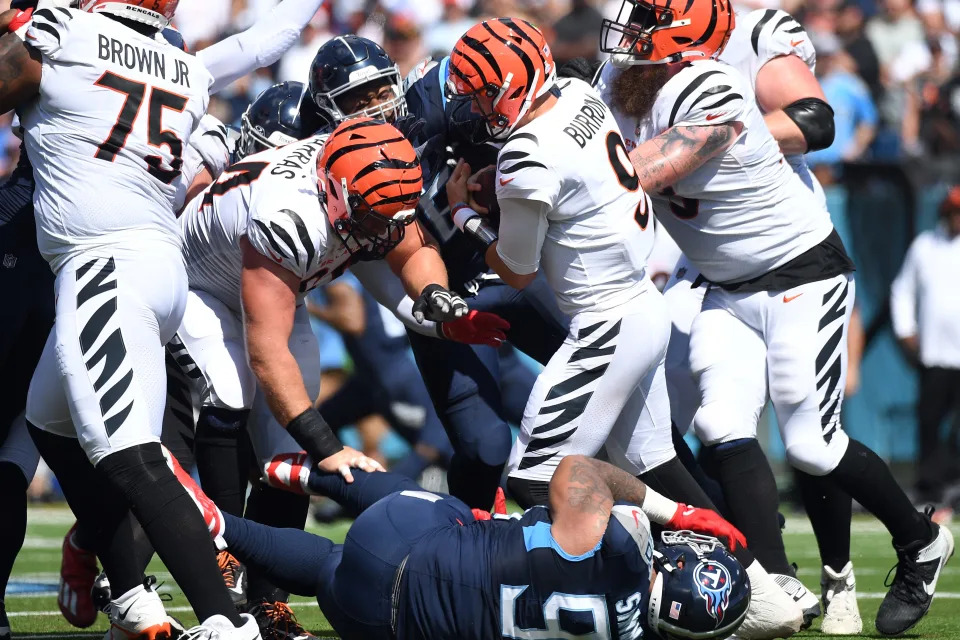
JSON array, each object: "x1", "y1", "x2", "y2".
[{"x1": 783, "y1": 98, "x2": 835, "y2": 152}]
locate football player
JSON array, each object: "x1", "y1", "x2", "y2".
[
  {"x1": 597, "y1": 0, "x2": 954, "y2": 635},
  {"x1": 0, "y1": 0, "x2": 332, "y2": 636},
  {"x1": 0, "y1": 0, "x2": 261, "y2": 636},
  {"x1": 296, "y1": 34, "x2": 564, "y2": 511},
  {"x1": 655, "y1": 7, "x2": 862, "y2": 634},
  {"x1": 180, "y1": 448, "x2": 751, "y2": 640}
]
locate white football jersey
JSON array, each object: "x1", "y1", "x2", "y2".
[
  {"x1": 596, "y1": 59, "x2": 833, "y2": 284},
  {"x1": 21, "y1": 9, "x2": 212, "y2": 271},
  {"x1": 720, "y1": 9, "x2": 826, "y2": 207},
  {"x1": 496, "y1": 78, "x2": 654, "y2": 316},
  {"x1": 175, "y1": 115, "x2": 232, "y2": 212},
  {"x1": 179, "y1": 136, "x2": 353, "y2": 313}
]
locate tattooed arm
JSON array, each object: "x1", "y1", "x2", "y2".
[
  {"x1": 628, "y1": 122, "x2": 742, "y2": 194},
  {"x1": 549, "y1": 455, "x2": 748, "y2": 554},
  {"x1": 0, "y1": 32, "x2": 41, "y2": 115},
  {"x1": 549, "y1": 455, "x2": 652, "y2": 555}
]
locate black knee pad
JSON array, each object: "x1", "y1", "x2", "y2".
[
  {"x1": 506, "y1": 476, "x2": 550, "y2": 510},
  {"x1": 97, "y1": 442, "x2": 184, "y2": 525},
  {"x1": 196, "y1": 407, "x2": 249, "y2": 440}
]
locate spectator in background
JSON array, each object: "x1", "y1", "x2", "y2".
[
  {"x1": 278, "y1": 19, "x2": 333, "y2": 82},
  {"x1": 867, "y1": 0, "x2": 925, "y2": 68},
  {"x1": 890, "y1": 186, "x2": 960, "y2": 504},
  {"x1": 383, "y1": 13, "x2": 428, "y2": 76},
  {"x1": 551, "y1": 0, "x2": 604, "y2": 65},
  {"x1": 807, "y1": 33, "x2": 878, "y2": 175},
  {"x1": 424, "y1": 0, "x2": 476, "y2": 60},
  {"x1": 834, "y1": 0, "x2": 883, "y2": 98}
]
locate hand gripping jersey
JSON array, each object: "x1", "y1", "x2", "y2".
[
  {"x1": 21, "y1": 8, "x2": 213, "y2": 271},
  {"x1": 595, "y1": 60, "x2": 833, "y2": 285},
  {"x1": 179, "y1": 136, "x2": 354, "y2": 313},
  {"x1": 392, "y1": 496, "x2": 655, "y2": 640},
  {"x1": 495, "y1": 78, "x2": 654, "y2": 316},
  {"x1": 719, "y1": 9, "x2": 826, "y2": 207}
]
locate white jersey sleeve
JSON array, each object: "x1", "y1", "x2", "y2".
[
  {"x1": 24, "y1": 6, "x2": 73, "y2": 59},
  {"x1": 720, "y1": 9, "x2": 815, "y2": 92},
  {"x1": 496, "y1": 132, "x2": 560, "y2": 207},
  {"x1": 247, "y1": 206, "x2": 323, "y2": 281},
  {"x1": 191, "y1": 115, "x2": 232, "y2": 176},
  {"x1": 653, "y1": 62, "x2": 748, "y2": 129}
]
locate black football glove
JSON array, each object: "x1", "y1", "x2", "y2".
[
  {"x1": 412, "y1": 284, "x2": 468, "y2": 323},
  {"x1": 393, "y1": 114, "x2": 427, "y2": 144},
  {"x1": 558, "y1": 57, "x2": 602, "y2": 83}
]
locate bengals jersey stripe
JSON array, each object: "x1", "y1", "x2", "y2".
[{"x1": 668, "y1": 70, "x2": 723, "y2": 127}]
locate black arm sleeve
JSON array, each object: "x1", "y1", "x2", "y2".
[{"x1": 783, "y1": 97, "x2": 835, "y2": 152}]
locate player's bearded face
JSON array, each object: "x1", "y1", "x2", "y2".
[{"x1": 609, "y1": 64, "x2": 669, "y2": 119}]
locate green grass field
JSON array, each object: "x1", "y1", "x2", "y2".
[{"x1": 6, "y1": 507, "x2": 959, "y2": 639}]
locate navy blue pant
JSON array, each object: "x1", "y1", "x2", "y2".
[
  {"x1": 0, "y1": 166, "x2": 52, "y2": 444},
  {"x1": 222, "y1": 471, "x2": 461, "y2": 640},
  {"x1": 407, "y1": 275, "x2": 567, "y2": 508}
]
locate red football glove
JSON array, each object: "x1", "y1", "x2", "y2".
[
  {"x1": 9, "y1": 8, "x2": 33, "y2": 32},
  {"x1": 667, "y1": 503, "x2": 747, "y2": 551},
  {"x1": 470, "y1": 487, "x2": 508, "y2": 521},
  {"x1": 440, "y1": 310, "x2": 510, "y2": 347}
]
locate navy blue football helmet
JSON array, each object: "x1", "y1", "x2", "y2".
[
  {"x1": 648, "y1": 532, "x2": 750, "y2": 640},
  {"x1": 238, "y1": 81, "x2": 312, "y2": 160},
  {"x1": 308, "y1": 35, "x2": 407, "y2": 125},
  {"x1": 160, "y1": 27, "x2": 187, "y2": 52}
]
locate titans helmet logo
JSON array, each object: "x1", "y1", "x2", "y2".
[{"x1": 693, "y1": 560, "x2": 732, "y2": 624}]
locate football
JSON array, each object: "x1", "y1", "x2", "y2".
[{"x1": 469, "y1": 165, "x2": 501, "y2": 220}]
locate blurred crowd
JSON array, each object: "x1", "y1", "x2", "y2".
[{"x1": 1, "y1": 0, "x2": 960, "y2": 174}]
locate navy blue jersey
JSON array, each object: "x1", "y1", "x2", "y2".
[
  {"x1": 404, "y1": 59, "x2": 500, "y2": 291},
  {"x1": 396, "y1": 499, "x2": 654, "y2": 640}
]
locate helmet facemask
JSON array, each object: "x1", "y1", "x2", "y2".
[
  {"x1": 443, "y1": 70, "x2": 542, "y2": 142},
  {"x1": 601, "y1": 0, "x2": 688, "y2": 67},
  {"x1": 237, "y1": 110, "x2": 298, "y2": 160},
  {"x1": 321, "y1": 171, "x2": 417, "y2": 261},
  {"x1": 314, "y1": 69, "x2": 408, "y2": 126}
]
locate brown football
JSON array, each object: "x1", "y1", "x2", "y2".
[{"x1": 470, "y1": 165, "x2": 501, "y2": 219}]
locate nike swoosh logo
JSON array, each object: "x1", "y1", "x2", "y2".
[
  {"x1": 705, "y1": 113, "x2": 727, "y2": 121},
  {"x1": 228, "y1": 570, "x2": 245, "y2": 595},
  {"x1": 117, "y1": 602, "x2": 136, "y2": 621},
  {"x1": 783, "y1": 293, "x2": 803, "y2": 303},
  {"x1": 499, "y1": 177, "x2": 515, "y2": 186},
  {"x1": 791, "y1": 39, "x2": 805, "y2": 47}
]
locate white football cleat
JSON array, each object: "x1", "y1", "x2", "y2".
[
  {"x1": 181, "y1": 613, "x2": 261, "y2": 640},
  {"x1": 820, "y1": 561, "x2": 863, "y2": 635},
  {"x1": 102, "y1": 578, "x2": 183, "y2": 640},
  {"x1": 734, "y1": 561, "x2": 803, "y2": 639},
  {"x1": 772, "y1": 572, "x2": 821, "y2": 629}
]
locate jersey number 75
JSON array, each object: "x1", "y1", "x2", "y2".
[{"x1": 94, "y1": 71, "x2": 188, "y2": 185}]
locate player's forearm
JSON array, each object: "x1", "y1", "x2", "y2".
[
  {"x1": 248, "y1": 341, "x2": 313, "y2": 425},
  {"x1": 392, "y1": 244, "x2": 449, "y2": 299},
  {"x1": 198, "y1": 0, "x2": 324, "y2": 95},
  {"x1": 764, "y1": 110, "x2": 808, "y2": 155},
  {"x1": 629, "y1": 123, "x2": 741, "y2": 194},
  {"x1": 0, "y1": 33, "x2": 41, "y2": 114},
  {"x1": 484, "y1": 242, "x2": 536, "y2": 289}
]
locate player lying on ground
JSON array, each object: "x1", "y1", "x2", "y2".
[{"x1": 171, "y1": 451, "x2": 750, "y2": 640}]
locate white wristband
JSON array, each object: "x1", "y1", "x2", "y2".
[
  {"x1": 452, "y1": 205, "x2": 479, "y2": 232},
  {"x1": 641, "y1": 488, "x2": 679, "y2": 525}
]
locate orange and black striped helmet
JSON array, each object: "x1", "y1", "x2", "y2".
[
  {"x1": 319, "y1": 117, "x2": 422, "y2": 259},
  {"x1": 446, "y1": 18, "x2": 556, "y2": 141},
  {"x1": 601, "y1": 0, "x2": 734, "y2": 66}
]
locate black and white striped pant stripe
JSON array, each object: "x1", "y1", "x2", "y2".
[
  {"x1": 507, "y1": 285, "x2": 676, "y2": 483},
  {"x1": 690, "y1": 272, "x2": 854, "y2": 475},
  {"x1": 26, "y1": 244, "x2": 187, "y2": 465}
]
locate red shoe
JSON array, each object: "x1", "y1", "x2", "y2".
[
  {"x1": 161, "y1": 445, "x2": 225, "y2": 544},
  {"x1": 58, "y1": 522, "x2": 99, "y2": 628}
]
